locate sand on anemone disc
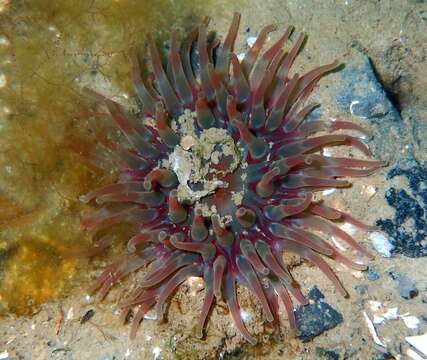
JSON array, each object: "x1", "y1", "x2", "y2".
[{"x1": 79, "y1": 13, "x2": 385, "y2": 344}]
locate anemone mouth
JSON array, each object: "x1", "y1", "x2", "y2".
[
  {"x1": 168, "y1": 122, "x2": 242, "y2": 206},
  {"x1": 79, "y1": 13, "x2": 384, "y2": 344}
]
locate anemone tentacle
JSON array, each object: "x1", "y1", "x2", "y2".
[{"x1": 81, "y1": 13, "x2": 382, "y2": 343}]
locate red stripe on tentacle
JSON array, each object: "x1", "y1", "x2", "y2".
[
  {"x1": 128, "y1": 51, "x2": 158, "y2": 116},
  {"x1": 81, "y1": 206, "x2": 158, "y2": 233},
  {"x1": 236, "y1": 255, "x2": 274, "y2": 322},
  {"x1": 197, "y1": 24, "x2": 215, "y2": 102},
  {"x1": 249, "y1": 26, "x2": 293, "y2": 92},
  {"x1": 169, "y1": 32, "x2": 194, "y2": 107},
  {"x1": 230, "y1": 54, "x2": 250, "y2": 106},
  {"x1": 269, "y1": 277, "x2": 297, "y2": 330},
  {"x1": 277, "y1": 134, "x2": 372, "y2": 157},
  {"x1": 291, "y1": 215, "x2": 373, "y2": 258},
  {"x1": 310, "y1": 203, "x2": 377, "y2": 231},
  {"x1": 281, "y1": 240, "x2": 348, "y2": 297},
  {"x1": 147, "y1": 34, "x2": 183, "y2": 117},
  {"x1": 224, "y1": 273, "x2": 256, "y2": 344},
  {"x1": 180, "y1": 17, "x2": 210, "y2": 97},
  {"x1": 216, "y1": 12, "x2": 241, "y2": 81},
  {"x1": 241, "y1": 24, "x2": 276, "y2": 78},
  {"x1": 155, "y1": 264, "x2": 202, "y2": 319},
  {"x1": 196, "y1": 266, "x2": 214, "y2": 339}
]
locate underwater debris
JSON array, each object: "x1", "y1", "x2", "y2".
[
  {"x1": 363, "y1": 311, "x2": 386, "y2": 348},
  {"x1": 369, "y1": 231, "x2": 395, "y2": 258},
  {"x1": 406, "y1": 332, "x2": 427, "y2": 359}
]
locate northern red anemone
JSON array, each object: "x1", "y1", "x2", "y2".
[{"x1": 80, "y1": 13, "x2": 383, "y2": 344}]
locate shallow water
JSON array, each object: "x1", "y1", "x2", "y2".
[
  {"x1": 0, "y1": 0, "x2": 208, "y2": 316},
  {"x1": 0, "y1": 1, "x2": 425, "y2": 359}
]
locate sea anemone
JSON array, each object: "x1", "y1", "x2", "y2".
[{"x1": 80, "y1": 13, "x2": 383, "y2": 344}]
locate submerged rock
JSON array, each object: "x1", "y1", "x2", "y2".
[
  {"x1": 389, "y1": 271, "x2": 419, "y2": 300},
  {"x1": 335, "y1": 53, "x2": 401, "y2": 123},
  {"x1": 315, "y1": 347, "x2": 340, "y2": 360},
  {"x1": 334, "y1": 52, "x2": 407, "y2": 163},
  {"x1": 366, "y1": 267, "x2": 380, "y2": 281},
  {"x1": 295, "y1": 287, "x2": 343, "y2": 342},
  {"x1": 376, "y1": 158, "x2": 427, "y2": 257}
]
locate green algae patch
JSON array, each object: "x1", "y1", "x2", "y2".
[{"x1": 0, "y1": 0, "x2": 208, "y2": 315}]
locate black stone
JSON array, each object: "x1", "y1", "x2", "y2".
[
  {"x1": 221, "y1": 348, "x2": 244, "y2": 360},
  {"x1": 315, "y1": 347, "x2": 340, "y2": 360},
  {"x1": 295, "y1": 287, "x2": 343, "y2": 342},
  {"x1": 371, "y1": 352, "x2": 395, "y2": 360}
]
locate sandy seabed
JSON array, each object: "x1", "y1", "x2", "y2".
[{"x1": 0, "y1": 1, "x2": 426, "y2": 359}]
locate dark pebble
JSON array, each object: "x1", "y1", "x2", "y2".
[
  {"x1": 389, "y1": 271, "x2": 419, "y2": 299},
  {"x1": 295, "y1": 287, "x2": 343, "y2": 342},
  {"x1": 366, "y1": 267, "x2": 380, "y2": 281},
  {"x1": 366, "y1": 270, "x2": 380, "y2": 281},
  {"x1": 315, "y1": 347, "x2": 340, "y2": 360},
  {"x1": 335, "y1": 54, "x2": 400, "y2": 123},
  {"x1": 371, "y1": 352, "x2": 395, "y2": 360},
  {"x1": 222, "y1": 348, "x2": 244, "y2": 360},
  {"x1": 80, "y1": 309, "x2": 95, "y2": 324},
  {"x1": 355, "y1": 285, "x2": 368, "y2": 295}
]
